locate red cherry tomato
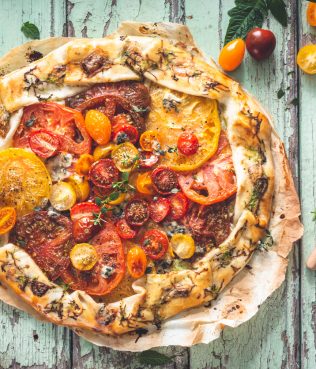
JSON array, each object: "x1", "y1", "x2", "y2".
[
  {"x1": 116, "y1": 218, "x2": 137, "y2": 239},
  {"x1": 112, "y1": 123, "x2": 139, "y2": 144},
  {"x1": 246, "y1": 28, "x2": 276, "y2": 61},
  {"x1": 149, "y1": 197, "x2": 171, "y2": 223},
  {"x1": 111, "y1": 113, "x2": 132, "y2": 129},
  {"x1": 70, "y1": 202, "x2": 101, "y2": 243},
  {"x1": 29, "y1": 129, "x2": 60, "y2": 158},
  {"x1": 177, "y1": 132, "x2": 199, "y2": 156},
  {"x1": 151, "y1": 166, "x2": 179, "y2": 195},
  {"x1": 219, "y1": 38, "x2": 246, "y2": 71},
  {"x1": 125, "y1": 198, "x2": 149, "y2": 227},
  {"x1": 169, "y1": 192, "x2": 188, "y2": 220},
  {"x1": 89, "y1": 159, "x2": 119, "y2": 190},
  {"x1": 141, "y1": 229, "x2": 169, "y2": 260},
  {"x1": 138, "y1": 151, "x2": 159, "y2": 169}
]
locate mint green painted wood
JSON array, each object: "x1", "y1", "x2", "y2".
[{"x1": 0, "y1": 1, "x2": 70, "y2": 369}]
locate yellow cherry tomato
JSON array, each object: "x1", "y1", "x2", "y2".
[
  {"x1": 136, "y1": 172, "x2": 154, "y2": 195},
  {"x1": 93, "y1": 143, "x2": 115, "y2": 161},
  {"x1": 0, "y1": 148, "x2": 51, "y2": 216},
  {"x1": 108, "y1": 192, "x2": 126, "y2": 205},
  {"x1": 170, "y1": 233, "x2": 195, "y2": 259},
  {"x1": 85, "y1": 110, "x2": 112, "y2": 145},
  {"x1": 75, "y1": 154, "x2": 95, "y2": 176},
  {"x1": 49, "y1": 181, "x2": 77, "y2": 211},
  {"x1": 0, "y1": 207, "x2": 16, "y2": 235},
  {"x1": 111, "y1": 142, "x2": 139, "y2": 172},
  {"x1": 307, "y1": 2, "x2": 316, "y2": 26},
  {"x1": 297, "y1": 44, "x2": 316, "y2": 74},
  {"x1": 70, "y1": 243, "x2": 99, "y2": 271},
  {"x1": 139, "y1": 130, "x2": 162, "y2": 151},
  {"x1": 67, "y1": 174, "x2": 90, "y2": 202},
  {"x1": 127, "y1": 246, "x2": 147, "y2": 279},
  {"x1": 219, "y1": 38, "x2": 246, "y2": 72}
]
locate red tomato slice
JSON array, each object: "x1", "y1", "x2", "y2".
[
  {"x1": 89, "y1": 159, "x2": 119, "y2": 190},
  {"x1": 70, "y1": 202, "x2": 101, "y2": 243},
  {"x1": 151, "y1": 166, "x2": 179, "y2": 195},
  {"x1": 14, "y1": 102, "x2": 91, "y2": 155},
  {"x1": 141, "y1": 229, "x2": 169, "y2": 260},
  {"x1": 139, "y1": 151, "x2": 159, "y2": 169},
  {"x1": 10, "y1": 211, "x2": 74, "y2": 280},
  {"x1": 61, "y1": 222, "x2": 126, "y2": 296},
  {"x1": 178, "y1": 153, "x2": 237, "y2": 205},
  {"x1": 149, "y1": 197, "x2": 171, "y2": 223},
  {"x1": 112, "y1": 123, "x2": 139, "y2": 144},
  {"x1": 29, "y1": 129, "x2": 60, "y2": 158},
  {"x1": 169, "y1": 192, "x2": 188, "y2": 220},
  {"x1": 116, "y1": 218, "x2": 137, "y2": 239},
  {"x1": 177, "y1": 132, "x2": 199, "y2": 156},
  {"x1": 125, "y1": 199, "x2": 149, "y2": 227}
]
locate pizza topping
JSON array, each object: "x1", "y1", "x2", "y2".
[
  {"x1": 85, "y1": 110, "x2": 112, "y2": 145},
  {"x1": 46, "y1": 153, "x2": 74, "y2": 182},
  {"x1": 125, "y1": 199, "x2": 149, "y2": 227},
  {"x1": 111, "y1": 142, "x2": 139, "y2": 172},
  {"x1": 138, "y1": 151, "x2": 159, "y2": 168},
  {"x1": 70, "y1": 243, "x2": 99, "y2": 271},
  {"x1": 151, "y1": 166, "x2": 179, "y2": 195},
  {"x1": 115, "y1": 218, "x2": 136, "y2": 239},
  {"x1": 81, "y1": 51, "x2": 109, "y2": 76},
  {"x1": 112, "y1": 123, "x2": 139, "y2": 144},
  {"x1": 177, "y1": 132, "x2": 199, "y2": 156},
  {"x1": 29, "y1": 129, "x2": 60, "y2": 159},
  {"x1": 93, "y1": 143, "x2": 115, "y2": 161},
  {"x1": 149, "y1": 197, "x2": 170, "y2": 223},
  {"x1": 127, "y1": 246, "x2": 147, "y2": 279},
  {"x1": 139, "y1": 130, "x2": 162, "y2": 151},
  {"x1": 169, "y1": 192, "x2": 188, "y2": 220},
  {"x1": 136, "y1": 172, "x2": 154, "y2": 195},
  {"x1": 10, "y1": 211, "x2": 74, "y2": 280},
  {"x1": 75, "y1": 154, "x2": 95, "y2": 176},
  {"x1": 0, "y1": 207, "x2": 17, "y2": 235},
  {"x1": 49, "y1": 181, "x2": 77, "y2": 211},
  {"x1": 67, "y1": 174, "x2": 90, "y2": 202},
  {"x1": 30, "y1": 280, "x2": 51, "y2": 297},
  {"x1": 142, "y1": 229, "x2": 169, "y2": 260},
  {"x1": 89, "y1": 159, "x2": 119, "y2": 190},
  {"x1": 170, "y1": 234, "x2": 195, "y2": 259}
]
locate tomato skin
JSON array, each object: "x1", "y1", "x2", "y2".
[
  {"x1": 75, "y1": 154, "x2": 95, "y2": 176},
  {"x1": 138, "y1": 151, "x2": 159, "y2": 168},
  {"x1": 136, "y1": 172, "x2": 154, "y2": 195},
  {"x1": 149, "y1": 197, "x2": 171, "y2": 223},
  {"x1": 169, "y1": 192, "x2": 188, "y2": 220},
  {"x1": 0, "y1": 207, "x2": 16, "y2": 235},
  {"x1": 29, "y1": 129, "x2": 60, "y2": 158},
  {"x1": 177, "y1": 132, "x2": 199, "y2": 156},
  {"x1": 297, "y1": 44, "x2": 316, "y2": 74},
  {"x1": 219, "y1": 38, "x2": 245, "y2": 71},
  {"x1": 141, "y1": 229, "x2": 169, "y2": 260},
  {"x1": 125, "y1": 199, "x2": 149, "y2": 227},
  {"x1": 246, "y1": 28, "x2": 276, "y2": 61},
  {"x1": 151, "y1": 166, "x2": 179, "y2": 195},
  {"x1": 85, "y1": 110, "x2": 111, "y2": 145},
  {"x1": 116, "y1": 218, "x2": 137, "y2": 239},
  {"x1": 111, "y1": 114, "x2": 132, "y2": 129},
  {"x1": 139, "y1": 130, "x2": 162, "y2": 151},
  {"x1": 127, "y1": 246, "x2": 147, "y2": 279},
  {"x1": 112, "y1": 124, "x2": 139, "y2": 144},
  {"x1": 307, "y1": 2, "x2": 316, "y2": 26},
  {"x1": 89, "y1": 159, "x2": 119, "y2": 190}
]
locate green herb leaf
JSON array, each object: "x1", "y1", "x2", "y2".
[
  {"x1": 224, "y1": 0, "x2": 268, "y2": 44},
  {"x1": 267, "y1": 0, "x2": 288, "y2": 26},
  {"x1": 138, "y1": 350, "x2": 172, "y2": 366},
  {"x1": 277, "y1": 88, "x2": 285, "y2": 99},
  {"x1": 21, "y1": 22, "x2": 40, "y2": 40},
  {"x1": 109, "y1": 191, "x2": 120, "y2": 201},
  {"x1": 311, "y1": 210, "x2": 316, "y2": 221}
]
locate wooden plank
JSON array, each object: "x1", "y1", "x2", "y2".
[
  {"x1": 298, "y1": 1, "x2": 316, "y2": 368},
  {"x1": 187, "y1": 1, "x2": 301, "y2": 368},
  {"x1": 0, "y1": 1, "x2": 70, "y2": 369}
]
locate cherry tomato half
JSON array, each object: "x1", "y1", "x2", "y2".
[
  {"x1": 85, "y1": 110, "x2": 112, "y2": 145},
  {"x1": 138, "y1": 151, "x2": 159, "y2": 168},
  {"x1": 219, "y1": 38, "x2": 245, "y2": 72},
  {"x1": 149, "y1": 197, "x2": 171, "y2": 223},
  {"x1": 111, "y1": 113, "x2": 132, "y2": 129},
  {"x1": 0, "y1": 207, "x2": 16, "y2": 235},
  {"x1": 177, "y1": 132, "x2": 199, "y2": 156},
  {"x1": 112, "y1": 124, "x2": 139, "y2": 144},
  {"x1": 307, "y1": 2, "x2": 316, "y2": 26},
  {"x1": 136, "y1": 172, "x2": 154, "y2": 195},
  {"x1": 125, "y1": 198, "x2": 149, "y2": 227},
  {"x1": 75, "y1": 154, "x2": 95, "y2": 176},
  {"x1": 141, "y1": 229, "x2": 169, "y2": 260},
  {"x1": 246, "y1": 28, "x2": 276, "y2": 61},
  {"x1": 116, "y1": 218, "x2": 137, "y2": 239},
  {"x1": 89, "y1": 159, "x2": 119, "y2": 190},
  {"x1": 127, "y1": 246, "x2": 147, "y2": 279},
  {"x1": 169, "y1": 192, "x2": 188, "y2": 220},
  {"x1": 297, "y1": 44, "x2": 316, "y2": 74},
  {"x1": 29, "y1": 129, "x2": 60, "y2": 158},
  {"x1": 151, "y1": 166, "x2": 179, "y2": 195},
  {"x1": 139, "y1": 130, "x2": 162, "y2": 152}
]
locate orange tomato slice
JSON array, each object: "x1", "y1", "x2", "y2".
[
  {"x1": 139, "y1": 130, "x2": 162, "y2": 151},
  {"x1": 85, "y1": 110, "x2": 111, "y2": 145},
  {"x1": 297, "y1": 44, "x2": 316, "y2": 74},
  {"x1": 127, "y1": 246, "x2": 147, "y2": 279},
  {"x1": 307, "y1": 3, "x2": 316, "y2": 26},
  {"x1": 136, "y1": 172, "x2": 154, "y2": 195},
  {"x1": 0, "y1": 207, "x2": 17, "y2": 235}
]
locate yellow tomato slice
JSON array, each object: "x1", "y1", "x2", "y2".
[
  {"x1": 127, "y1": 246, "x2": 147, "y2": 278},
  {"x1": 70, "y1": 243, "x2": 99, "y2": 271},
  {"x1": 0, "y1": 207, "x2": 16, "y2": 235},
  {"x1": 0, "y1": 148, "x2": 51, "y2": 216},
  {"x1": 170, "y1": 233, "x2": 195, "y2": 259},
  {"x1": 139, "y1": 130, "x2": 162, "y2": 151},
  {"x1": 93, "y1": 143, "x2": 115, "y2": 161},
  {"x1": 136, "y1": 172, "x2": 154, "y2": 195},
  {"x1": 67, "y1": 174, "x2": 90, "y2": 202},
  {"x1": 75, "y1": 154, "x2": 95, "y2": 175},
  {"x1": 297, "y1": 44, "x2": 316, "y2": 74},
  {"x1": 111, "y1": 142, "x2": 139, "y2": 172},
  {"x1": 49, "y1": 181, "x2": 77, "y2": 211},
  {"x1": 146, "y1": 85, "x2": 221, "y2": 171}
]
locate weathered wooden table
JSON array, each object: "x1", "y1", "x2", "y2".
[{"x1": 0, "y1": 0, "x2": 315, "y2": 368}]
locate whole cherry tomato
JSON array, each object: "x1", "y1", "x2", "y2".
[
  {"x1": 177, "y1": 132, "x2": 199, "y2": 156},
  {"x1": 246, "y1": 28, "x2": 276, "y2": 61},
  {"x1": 85, "y1": 110, "x2": 111, "y2": 145},
  {"x1": 307, "y1": 2, "x2": 316, "y2": 26},
  {"x1": 219, "y1": 38, "x2": 246, "y2": 71}
]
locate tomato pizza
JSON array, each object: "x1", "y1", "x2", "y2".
[{"x1": 0, "y1": 22, "x2": 301, "y2": 342}]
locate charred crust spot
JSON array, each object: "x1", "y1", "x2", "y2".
[
  {"x1": 81, "y1": 51, "x2": 111, "y2": 77},
  {"x1": 26, "y1": 50, "x2": 43, "y2": 63},
  {"x1": 31, "y1": 280, "x2": 50, "y2": 297}
]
